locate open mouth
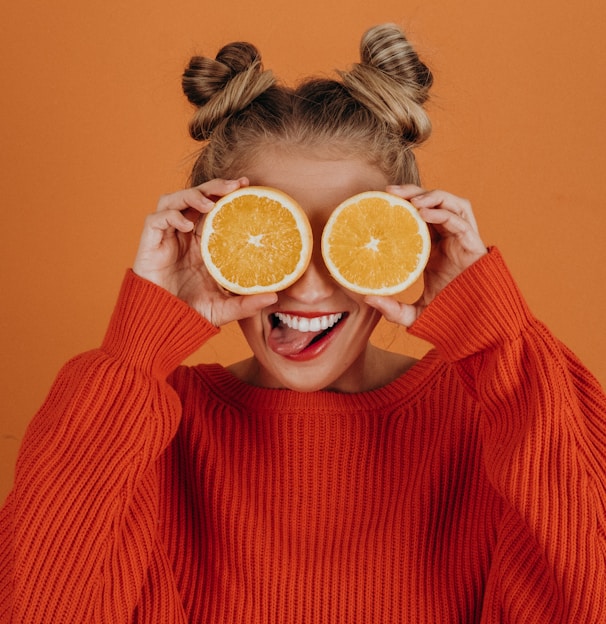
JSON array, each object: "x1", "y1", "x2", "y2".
[{"x1": 268, "y1": 311, "x2": 347, "y2": 359}]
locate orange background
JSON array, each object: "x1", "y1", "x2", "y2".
[{"x1": 1, "y1": 0, "x2": 605, "y2": 504}]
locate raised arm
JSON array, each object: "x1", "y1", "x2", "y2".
[
  {"x1": 0, "y1": 178, "x2": 272, "y2": 622},
  {"x1": 0, "y1": 271, "x2": 216, "y2": 621},
  {"x1": 368, "y1": 186, "x2": 606, "y2": 619},
  {"x1": 410, "y1": 248, "x2": 606, "y2": 620}
]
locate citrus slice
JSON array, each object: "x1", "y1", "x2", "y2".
[
  {"x1": 200, "y1": 186, "x2": 313, "y2": 294},
  {"x1": 321, "y1": 191, "x2": 431, "y2": 295}
]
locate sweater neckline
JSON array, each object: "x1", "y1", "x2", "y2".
[{"x1": 193, "y1": 349, "x2": 443, "y2": 412}]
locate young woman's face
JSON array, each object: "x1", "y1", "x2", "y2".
[{"x1": 233, "y1": 146, "x2": 391, "y2": 393}]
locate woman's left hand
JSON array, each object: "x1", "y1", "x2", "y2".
[{"x1": 365, "y1": 184, "x2": 488, "y2": 327}]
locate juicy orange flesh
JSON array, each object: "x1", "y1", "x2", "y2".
[
  {"x1": 326, "y1": 197, "x2": 425, "y2": 289},
  {"x1": 207, "y1": 195, "x2": 304, "y2": 288}
]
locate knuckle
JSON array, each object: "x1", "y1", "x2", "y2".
[
  {"x1": 156, "y1": 193, "x2": 172, "y2": 211},
  {"x1": 196, "y1": 178, "x2": 221, "y2": 189}
]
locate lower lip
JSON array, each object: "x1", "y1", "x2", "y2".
[{"x1": 280, "y1": 318, "x2": 346, "y2": 362}]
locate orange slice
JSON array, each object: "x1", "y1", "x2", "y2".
[
  {"x1": 321, "y1": 191, "x2": 431, "y2": 295},
  {"x1": 201, "y1": 186, "x2": 313, "y2": 294}
]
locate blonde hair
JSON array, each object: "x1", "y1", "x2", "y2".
[{"x1": 181, "y1": 24, "x2": 433, "y2": 185}]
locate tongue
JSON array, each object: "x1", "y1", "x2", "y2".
[{"x1": 268, "y1": 324, "x2": 325, "y2": 356}]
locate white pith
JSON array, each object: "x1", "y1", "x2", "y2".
[{"x1": 274, "y1": 312, "x2": 343, "y2": 333}]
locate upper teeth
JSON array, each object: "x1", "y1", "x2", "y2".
[{"x1": 274, "y1": 312, "x2": 343, "y2": 333}]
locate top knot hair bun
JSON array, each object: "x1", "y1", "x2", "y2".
[
  {"x1": 340, "y1": 23, "x2": 433, "y2": 145},
  {"x1": 183, "y1": 24, "x2": 434, "y2": 188},
  {"x1": 182, "y1": 42, "x2": 276, "y2": 141}
]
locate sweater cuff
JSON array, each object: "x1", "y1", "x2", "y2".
[
  {"x1": 408, "y1": 248, "x2": 534, "y2": 362},
  {"x1": 101, "y1": 270, "x2": 219, "y2": 377}
]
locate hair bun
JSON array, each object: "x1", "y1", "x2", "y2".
[
  {"x1": 340, "y1": 23, "x2": 433, "y2": 144},
  {"x1": 182, "y1": 42, "x2": 276, "y2": 141}
]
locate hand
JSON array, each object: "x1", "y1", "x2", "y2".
[
  {"x1": 133, "y1": 178, "x2": 277, "y2": 326},
  {"x1": 366, "y1": 184, "x2": 488, "y2": 327}
]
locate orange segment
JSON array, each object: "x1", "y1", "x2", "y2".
[
  {"x1": 321, "y1": 191, "x2": 431, "y2": 295},
  {"x1": 201, "y1": 186, "x2": 313, "y2": 294}
]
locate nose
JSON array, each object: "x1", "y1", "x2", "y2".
[{"x1": 283, "y1": 252, "x2": 335, "y2": 304}]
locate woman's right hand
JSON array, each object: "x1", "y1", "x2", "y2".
[{"x1": 133, "y1": 178, "x2": 277, "y2": 327}]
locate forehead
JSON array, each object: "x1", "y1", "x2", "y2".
[{"x1": 243, "y1": 148, "x2": 388, "y2": 222}]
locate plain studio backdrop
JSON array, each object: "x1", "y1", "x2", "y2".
[{"x1": 1, "y1": 0, "x2": 605, "y2": 503}]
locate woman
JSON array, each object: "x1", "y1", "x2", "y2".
[{"x1": 1, "y1": 23, "x2": 605, "y2": 623}]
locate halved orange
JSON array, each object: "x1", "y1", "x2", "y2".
[
  {"x1": 321, "y1": 191, "x2": 431, "y2": 295},
  {"x1": 200, "y1": 186, "x2": 313, "y2": 294}
]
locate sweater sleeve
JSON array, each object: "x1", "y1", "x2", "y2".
[
  {"x1": 409, "y1": 248, "x2": 606, "y2": 622},
  {"x1": 0, "y1": 270, "x2": 219, "y2": 623}
]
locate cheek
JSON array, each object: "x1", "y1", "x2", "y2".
[
  {"x1": 362, "y1": 308, "x2": 383, "y2": 334},
  {"x1": 349, "y1": 294, "x2": 382, "y2": 324},
  {"x1": 237, "y1": 316, "x2": 267, "y2": 350},
  {"x1": 353, "y1": 305, "x2": 383, "y2": 343}
]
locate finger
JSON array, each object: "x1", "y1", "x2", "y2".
[
  {"x1": 386, "y1": 183, "x2": 425, "y2": 200},
  {"x1": 196, "y1": 177, "x2": 250, "y2": 201},
  {"x1": 156, "y1": 188, "x2": 215, "y2": 215},
  {"x1": 155, "y1": 178, "x2": 249, "y2": 215},
  {"x1": 211, "y1": 292, "x2": 278, "y2": 326},
  {"x1": 231, "y1": 292, "x2": 278, "y2": 320},
  {"x1": 364, "y1": 295, "x2": 419, "y2": 328},
  {"x1": 139, "y1": 209, "x2": 195, "y2": 250},
  {"x1": 419, "y1": 206, "x2": 486, "y2": 255},
  {"x1": 420, "y1": 206, "x2": 469, "y2": 235},
  {"x1": 409, "y1": 190, "x2": 479, "y2": 232}
]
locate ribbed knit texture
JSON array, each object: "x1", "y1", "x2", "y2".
[{"x1": 1, "y1": 250, "x2": 605, "y2": 623}]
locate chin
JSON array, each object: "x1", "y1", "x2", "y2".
[
  {"x1": 266, "y1": 360, "x2": 355, "y2": 393},
  {"x1": 283, "y1": 379, "x2": 336, "y2": 393}
]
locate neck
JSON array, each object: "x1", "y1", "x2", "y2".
[{"x1": 228, "y1": 345, "x2": 417, "y2": 393}]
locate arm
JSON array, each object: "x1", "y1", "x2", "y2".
[
  {"x1": 1, "y1": 178, "x2": 276, "y2": 622},
  {"x1": 410, "y1": 249, "x2": 606, "y2": 621},
  {"x1": 0, "y1": 271, "x2": 217, "y2": 622},
  {"x1": 369, "y1": 186, "x2": 606, "y2": 620}
]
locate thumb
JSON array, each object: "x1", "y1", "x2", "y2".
[
  {"x1": 215, "y1": 292, "x2": 279, "y2": 325},
  {"x1": 236, "y1": 292, "x2": 279, "y2": 320},
  {"x1": 365, "y1": 296, "x2": 419, "y2": 328}
]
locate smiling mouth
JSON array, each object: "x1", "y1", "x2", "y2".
[{"x1": 268, "y1": 312, "x2": 347, "y2": 358}]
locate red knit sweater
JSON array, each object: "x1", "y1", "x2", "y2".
[{"x1": 1, "y1": 249, "x2": 605, "y2": 623}]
